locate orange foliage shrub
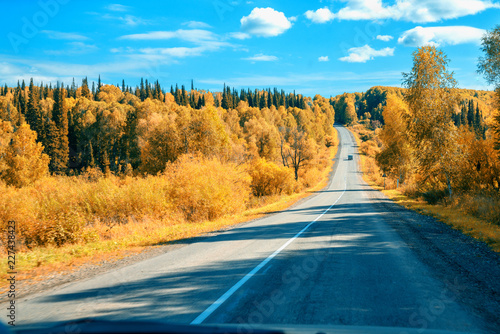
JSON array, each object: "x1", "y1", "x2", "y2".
[
  {"x1": 249, "y1": 158, "x2": 295, "y2": 196},
  {"x1": 0, "y1": 173, "x2": 173, "y2": 249},
  {"x1": 299, "y1": 166, "x2": 322, "y2": 188},
  {"x1": 325, "y1": 135, "x2": 338, "y2": 148},
  {"x1": 166, "y1": 155, "x2": 251, "y2": 221},
  {"x1": 360, "y1": 140, "x2": 380, "y2": 157}
]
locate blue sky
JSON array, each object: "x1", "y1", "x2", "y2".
[{"x1": 1, "y1": 0, "x2": 499, "y2": 96}]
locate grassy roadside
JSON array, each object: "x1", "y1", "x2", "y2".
[
  {"x1": 2, "y1": 130, "x2": 339, "y2": 286},
  {"x1": 349, "y1": 126, "x2": 500, "y2": 253}
]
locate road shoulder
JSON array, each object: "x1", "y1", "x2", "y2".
[{"x1": 366, "y1": 187, "x2": 500, "y2": 333}]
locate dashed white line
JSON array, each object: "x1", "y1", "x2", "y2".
[{"x1": 190, "y1": 177, "x2": 348, "y2": 325}]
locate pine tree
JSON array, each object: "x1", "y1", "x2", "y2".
[
  {"x1": 154, "y1": 80, "x2": 161, "y2": 100},
  {"x1": 467, "y1": 99, "x2": 474, "y2": 126},
  {"x1": 44, "y1": 84, "x2": 50, "y2": 99},
  {"x1": 122, "y1": 107, "x2": 141, "y2": 169},
  {"x1": 145, "y1": 79, "x2": 151, "y2": 100},
  {"x1": 460, "y1": 102, "x2": 467, "y2": 126},
  {"x1": 81, "y1": 77, "x2": 91, "y2": 98},
  {"x1": 26, "y1": 78, "x2": 42, "y2": 137},
  {"x1": 97, "y1": 75, "x2": 102, "y2": 91},
  {"x1": 50, "y1": 84, "x2": 69, "y2": 173},
  {"x1": 197, "y1": 95, "x2": 205, "y2": 109},
  {"x1": 70, "y1": 78, "x2": 77, "y2": 98},
  {"x1": 181, "y1": 85, "x2": 188, "y2": 106},
  {"x1": 16, "y1": 81, "x2": 27, "y2": 118}
]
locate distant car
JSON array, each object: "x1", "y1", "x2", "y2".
[{"x1": 348, "y1": 155, "x2": 353, "y2": 160}]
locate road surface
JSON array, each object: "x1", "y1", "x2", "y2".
[{"x1": 10, "y1": 126, "x2": 495, "y2": 332}]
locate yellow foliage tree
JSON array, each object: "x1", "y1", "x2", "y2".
[
  {"x1": 140, "y1": 115, "x2": 182, "y2": 174},
  {"x1": 2, "y1": 123, "x2": 49, "y2": 187},
  {"x1": 376, "y1": 94, "x2": 415, "y2": 186},
  {"x1": 279, "y1": 126, "x2": 317, "y2": 180},
  {"x1": 249, "y1": 157, "x2": 294, "y2": 196},
  {"x1": 0, "y1": 120, "x2": 14, "y2": 177},
  {"x1": 403, "y1": 46, "x2": 460, "y2": 197}
]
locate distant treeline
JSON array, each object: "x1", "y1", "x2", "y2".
[
  {"x1": 0, "y1": 77, "x2": 308, "y2": 112},
  {"x1": 330, "y1": 86, "x2": 493, "y2": 138}
]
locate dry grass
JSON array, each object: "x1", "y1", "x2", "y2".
[
  {"x1": 0, "y1": 131, "x2": 338, "y2": 285},
  {"x1": 383, "y1": 189, "x2": 500, "y2": 253}
]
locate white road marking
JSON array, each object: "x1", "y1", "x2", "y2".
[{"x1": 190, "y1": 177, "x2": 348, "y2": 325}]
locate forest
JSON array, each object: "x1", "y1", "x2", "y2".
[{"x1": 0, "y1": 78, "x2": 336, "y2": 250}]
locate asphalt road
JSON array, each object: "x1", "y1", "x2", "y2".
[{"x1": 11, "y1": 126, "x2": 491, "y2": 332}]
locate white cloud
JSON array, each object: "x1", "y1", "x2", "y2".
[
  {"x1": 139, "y1": 47, "x2": 207, "y2": 58},
  {"x1": 334, "y1": 0, "x2": 394, "y2": 21},
  {"x1": 41, "y1": 30, "x2": 89, "y2": 41},
  {"x1": 183, "y1": 21, "x2": 212, "y2": 29},
  {"x1": 199, "y1": 71, "x2": 403, "y2": 88},
  {"x1": 398, "y1": 26, "x2": 486, "y2": 47},
  {"x1": 110, "y1": 47, "x2": 135, "y2": 53},
  {"x1": 308, "y1": 0, "x2": 500, "y2": 23},
  {"x1": 229, "y1": 32, "x2": 251, "y2": 40},
  {"x1": 243, "y1": 53, "x2": 279, "y2": 61},
  {"x1": 340, "y1": 45, "x2": 395, "y2": 63},
  {"x1": 44, "y1": 42, "x2": 98, "y2": 56},
  {"x1": 241, "y1": 7, "x2": 292, "y2": 37},
  {"x1": 0, "y1": 56, "x2": 153, "y2": 84},
  {"x1": 120, "y1": 29, "x2": 218, "y2": 43},
  {"x1": 318, "y1": 56, "x2": 330, "y2": 62},
  {"x1": 100, "y1": 13, "x2": 149, "y2": 26},
  {"x1": 376, "y1": 35, "x2": 393, "y2": 41},
  {"x1": 106, "y1": 4, "x2": 130, "y2": 12},
  {"x1": 118, "y1": 29, "x2": 236, "y2": 61},
  {"x1": 305, "y1": 7, "x2": 335, "y2": 23}
]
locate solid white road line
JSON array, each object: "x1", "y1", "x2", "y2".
[{"x1": 190, "y1": 177, "x2": 348, "y2": 325}]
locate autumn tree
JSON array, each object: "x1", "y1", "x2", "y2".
[
  {"x1": 477, "y1": 25, "x2": 500, "y2": 151},
  {"x1": 279, "y1": 126, "x2": 316, "y2": 180},
  {"x1": 403, "y1": 46, "x2": 459, "y2": 197},
  {"x1": 140, "y1": 115, "x2": 181, "y2": 174},
  {"x1": 243, "y1": 117, "x2": 279, "y2": 161},
  {"x1": 0, "y1": 96, "x2": 19, "y2": 127},
  {"x1": 1, "y1": 123, "x2": 49, "y2": 187},
  {"x1": 332, "y1": 93, "x2": 357, "y2": 125},
  {"x1": 0, "y1": 120, "x2": 13, "y2": 177},
  {"x1": 249, "y1": 157, "x2": 294, "y2": 196},
  {"x1": 376, "y1": 94, "x2": 414, "y2": 186},
  {"x1": 186, "y1": 106, "x2": 230, "y2": 157}
]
